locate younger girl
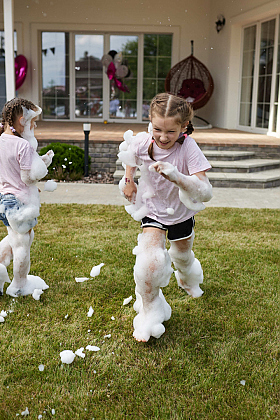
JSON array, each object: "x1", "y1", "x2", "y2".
[
  {"x1": 0, "y1": 98, "x2": 53, "y2": 297},
  {"x1": 120, "y1": 93, "x2": 213, "y2": 342}
]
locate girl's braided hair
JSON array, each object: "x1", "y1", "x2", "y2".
[
  {"x1": 0, "y1": 97, "x2": 37, "y2": 138},
  {"x1": 148, "y1": 92, "x2": 194, "y2": 161}
]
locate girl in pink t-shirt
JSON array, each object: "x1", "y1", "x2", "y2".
[
  {"x1": 120, "y1": 93, "x2": 213, "y2": 342},
  {"x1": 0, "y1": 98, "x2": 53, "y2": 297}
]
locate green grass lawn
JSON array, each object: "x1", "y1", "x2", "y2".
[{"x1": 0, "y1": 205, "x2": 279, "y2": 420}]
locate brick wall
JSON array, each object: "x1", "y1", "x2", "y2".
[{"x1": 38, "y1": 140, "x2": 121, "y2": 174}]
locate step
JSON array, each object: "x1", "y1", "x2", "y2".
[
  {"x1": 113, "y1": 169, "x2": 141, "y2": 184},
  {"x1": 209, "y1": 158, "x2": 280, "y2": 173},
  {"x1": 207, "y1": 168, "x2": 280, "y2": 188},
  {"x1": 203, "y1": 150, "x2": 256, "y2": 161}
]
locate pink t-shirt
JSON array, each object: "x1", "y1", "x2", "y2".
[
  {"x1": 0, "y1": 133, "x2": 35, "y2": 204},
  {"x1": 133, "y1": 133, "x2": 211, "y2": 225}
]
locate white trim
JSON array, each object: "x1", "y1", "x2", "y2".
[
  {"x1": 231, "y1": 1, "x2": 280, "y2": 25},
  {"x1": 69, "y1": 32, "x2": 75, "y2": 120},
  {"x1": 3, "y1": 0, "x2": 15, "y2": 100},
  {"x1": 251, "y1": 21, "x2": 261, "y2": 129},
  {"x1": 137, "y1": 33, "x2": 144, "y2": 124}
]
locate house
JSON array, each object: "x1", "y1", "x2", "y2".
[{"x1": 0, "y1": 0, "x2": 280, "y2": 137}]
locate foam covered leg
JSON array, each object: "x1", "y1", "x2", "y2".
[
  {"x1": 0, "y1": 263, "x2": 10, "y2": 296},
  {"x1": 0, "y1": 235, "x2": 13, "y2": 267},
  {"x1": 169, "y1": 233, "x2": 204, "y2": 298},
  {"x1": 5, "y1": 228, "x2": 48, "y2": 297},
  {"x1": 132, "y1": 230, "x2": 173, "y2": 342}
]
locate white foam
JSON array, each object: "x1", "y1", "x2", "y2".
[
  {"x1": 123, "y1": 296, "x2": 133, "y2": 305},
  {"x1": 60, "y1": 350, "x2": 76, "y2": 364},
  {"x1": 90, "y1": 263, "x2": 104, "y2": 277}
]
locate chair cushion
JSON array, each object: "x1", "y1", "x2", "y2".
[{"x1": 178, "y1": 78, "x2": 206, "y2": 100}]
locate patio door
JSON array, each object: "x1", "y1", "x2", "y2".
[
  {"x1": 239, "y1": 16, "x2": 280, "y2": 135},
  {"x1": 41, "y1": 31, "x2": 172, "y2": 122}
]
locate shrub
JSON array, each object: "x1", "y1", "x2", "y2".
[{"x1": 39, "y1": 143, "x2": 91, "y2": 181}]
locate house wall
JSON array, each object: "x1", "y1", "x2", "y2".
[
  {"x1": 0, "y1": 0, "x2": 211, "y2": 104},
  {"x1": 1, "y1": 0, "x2": 279, "y2": 130},
  {"x1": 202, "y1": 0, "x2": 280, "y2": 129}
]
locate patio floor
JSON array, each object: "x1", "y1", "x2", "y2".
[{"x1": 36, "y1": 121, "x2": 280, "y2": 147}]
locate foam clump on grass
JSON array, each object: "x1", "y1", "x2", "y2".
[
  {"x1": 123, "y1": 296, "x2": 133, "y2": 305},
  {"x1": 75, "y1": 347, "x2": 86, "y2": 358},
  {"x1": 86, "y1": 345, "x2": 100, "y2": 352},
  {"x1": 21, "y1": 407, "x2": 29, "y2": 416},
  {"x1": 32, "y1": 289, "x2": 43, "y2": 301},
  {"x1": 87, "y1": 306, "x2": 94, "y2": 317},
  {"x1": 90, "y1": 263, "x2": 104, "y2": 277},
  {"x1": 60, "y1": 350, "x2": 76, "y2": 364},
  {"x1": 75, "y1": 277, "x2": 89, "y2": 283}
]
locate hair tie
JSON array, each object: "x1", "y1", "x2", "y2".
[
  {"x1": 151, "y1": 137, "x2": 155, "y2": 143},
  {"x1": 0, "y1": 123, "x2": 3, "y2": 128},
  {"x1": 10, "y1": 126, "x2": 16, "y2": 133}
]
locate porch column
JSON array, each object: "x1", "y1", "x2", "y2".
[{"x1": 3, "y1": 0, "x2": 15, "y2": 100}]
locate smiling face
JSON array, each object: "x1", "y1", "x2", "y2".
[{"x1": 151, "y1": 115, "x2": 186, "y2": 149}]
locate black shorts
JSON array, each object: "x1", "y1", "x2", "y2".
[{"x1": 141, "y1": 216, "x2": 195, "y2": 241}]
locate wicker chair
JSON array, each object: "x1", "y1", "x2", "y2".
[{"x1": 165, "y1": 41, "x2": 214, "y2": 111}]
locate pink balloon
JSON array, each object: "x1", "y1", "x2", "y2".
[
  {"x1": 15, "y1": 55, "x2": 28, "y2": 90},
  {"x1": 107, "y1": 62, "x2": 116, "y2": 80}
]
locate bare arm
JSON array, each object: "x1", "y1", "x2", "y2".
[{"x1": 122, "y1": 165, "x2": 137, "y2": 202}]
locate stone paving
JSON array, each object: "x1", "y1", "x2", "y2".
[{"x1": 38, "y1": 182, "x2": 280, "y2": 209}]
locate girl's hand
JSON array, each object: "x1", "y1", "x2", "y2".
[
  {"x1": 123, "y1": 181, "x2": 137, "y2": 203},
  {"x1": 149, "y1": 161, "x2": 179, "y2": 183}
]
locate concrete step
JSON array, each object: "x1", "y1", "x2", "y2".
[
  {"x1": 113, "y1": 160, "x2": 280, "y2": 188},
  {"x1": 208, "y1": 168, "x2": 280, "y2": 188},
  {"x1": 209, "y1": 158, "x2": 280, "y2": 173},
  {"x1": 203, "y1": 150, "x2": 256, "y2": 161}
]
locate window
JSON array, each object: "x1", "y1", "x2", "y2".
[
  {"x1": 239, "y1": 26, "x2": 256, "y2": 126},
  {"x1": 42, "y1": 32, "x2": 70, "y2": 119},
  {"x1": 239, "y1": 16, "x2": 280, "y2": 134},
  {"x1": 41, "y1": 32, "x2": 172, "y2": 122},
  {"x1": 109, "y1": 35, "x2": 138, "y2": 119},
  {"x1": 143, "y1": 34, "x2": 172, "y2": 119},
  {"x1": 75, "y1": 35, "x2": 103, "y2": 118},
  {"x1": 272, "y1": 18, "x2": 280, "y2": 132}
]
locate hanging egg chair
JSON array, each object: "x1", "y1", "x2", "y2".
[{"x1": 165, "y1": 41, "x2": 214, "y2": 126}]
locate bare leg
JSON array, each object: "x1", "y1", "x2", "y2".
[
  {"x1": 169, "y1": 232, "x2": 204, "y2": 298},
  {"x1": 133, "y1": 228, "x2": 173, "y2": 342}
]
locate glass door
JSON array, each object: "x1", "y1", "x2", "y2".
[
  {"x1": 74, "y1": 34, "x2": 103, "y2": 119},
  {"x1": 256, "y1": 19, "x2": 276, "y2": 128},
  {"x1": 239, "y1": 17, "x2": 280, "y2": 134},
  {"x1": 108, "y1": 35, "x2": 138, "y2": 119}
]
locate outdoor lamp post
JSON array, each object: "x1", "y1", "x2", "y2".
[{"x1": 83, "y1": 123, "x2": 91, "y2": 177}]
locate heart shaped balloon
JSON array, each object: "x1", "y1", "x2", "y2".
[{"x1": 15, "y1": 55, "x2": 28, "y2": 90}]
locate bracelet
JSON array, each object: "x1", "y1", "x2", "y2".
[{"x1": 125, "y1": 178, "x2": 131, "y2": 184}]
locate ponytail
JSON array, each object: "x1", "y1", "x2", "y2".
[{"x1": 148, "y1": 138, "x2": 156, "y2": 161}]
